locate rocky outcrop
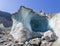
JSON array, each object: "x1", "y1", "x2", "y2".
[
  {"x1": 25, "y1": 30, "x2": 56, "y2": 46},
  {"x1": 0, "y1": 29, "x2": 56, "y2": 46}
]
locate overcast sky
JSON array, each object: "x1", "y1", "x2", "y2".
[{"x1": 0, "y1": 0, "x2": 60, "y2": 14}]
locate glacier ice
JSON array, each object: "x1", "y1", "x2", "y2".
[
  {"x1": 10, "y1": 6, "x2": 50, "y2": 44},
  {"x1": 10, "y1": 6, "x2": 60, "y2": 46}
]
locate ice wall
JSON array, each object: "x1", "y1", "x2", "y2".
[
  {"x1": 10, "y1": 6, "x2": 60, "y2": 46},
  {"x1": 10, "y1": 6, "x2": 50, "y2": 44},
  {"x1": 49, "y1": 13, "x2": 60, "y2": 46}
]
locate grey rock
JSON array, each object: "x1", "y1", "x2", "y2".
[
  {"x1": 28, "y1": 38, "x2": 41, "y2": 45},
  {"x1": 0, "y1": 11, "x2": 12, "y2": 27}
]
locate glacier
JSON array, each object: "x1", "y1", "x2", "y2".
[
  {"x1": 0, "y1": 6, "x2": 59, "y2": 46},
  {"x1": 10, "y1": 6, "x2": 54, "y2": 44}
]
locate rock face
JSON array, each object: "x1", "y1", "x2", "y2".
[{"x1": 0, "y1": 11, "x2": 12, "y2": 27}]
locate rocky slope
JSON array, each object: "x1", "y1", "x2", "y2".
[
  {"x1": 0, "y1": 11, "x2": 12, "y2": 27},
  {"x1": 0, "y1": 28, "x2": 57, "y2": 46}
]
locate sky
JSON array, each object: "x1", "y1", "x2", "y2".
[{"x1": 0, "y1": 0, "x2": 60, "y2": 14}]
